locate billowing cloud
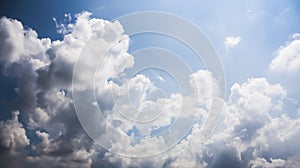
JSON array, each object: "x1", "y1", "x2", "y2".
[
  {"x1": 0, "y1": 12, "x2": 299, "y2": 168},
  {"x1": 224, "y1": 36, "x2": 241, "y2": 49},
  {"x1": 269, "y1": 33, "x2": 300, "y2": 73},
  {"x1": 0, "y1": 111, "x2": 29, "y2": 151},
  {"x1": 0, "y1": 11, "x2": 129, "y2": 167},
  {"x1": 95, "y1": 77, "x2": 299, "y2": 168}
]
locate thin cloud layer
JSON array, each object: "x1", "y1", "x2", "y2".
[{"x1": 0, "y1": 12, "x2": 299, "y2": 168}]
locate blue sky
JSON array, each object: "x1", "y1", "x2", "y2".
[
  {"x1": 2, "y1": 0, "x2": 299, "y2": 93},
  {"x1": 1, "y1": 0, "x2": 300, "y2": 167}
]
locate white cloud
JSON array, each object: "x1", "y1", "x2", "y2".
[
  {"x1": 269, "y1": 33, "x2": 300, "y2": 73},
  {"x1": 0, "y1": 12, "x2": 130, "y2": 167},
  {"x1": 291, "y1": 33, "x2": 300, "y2": 39},
  {"x1": 0, "y1": 12, "x2": 300, "y2": 168},
  {"x1": 0, "y1": 17, "x2": 51, "y2": 64},
  {"x1": 28, "y1": 107, "x2": 49, "y2": 128},
  {"x1": 224, "y1": 36, "x2": 241, "y2": 49},
  {"x1": 0, "y1": 111, "x2": 29, "y2": 151},
  {"x1": 229, "y1": 78, "x2": 286, "y2": 116},
  {"x1": 250, "y1": 158, "x2": 286, "y2": 168},
  {"x1": 110, "y1": 77, "x2": 289, "y2": 168}
]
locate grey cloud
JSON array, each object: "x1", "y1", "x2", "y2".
[{"x1": 207, "y1": 149, "x2": 242, "y2": 168}]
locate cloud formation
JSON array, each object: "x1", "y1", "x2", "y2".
[
  {"x1": 0, "y1": 12, "x2": 299, "y2": 168},
  {"x1": 269, "y1": 33, "x2": 300, "y2": 73}
]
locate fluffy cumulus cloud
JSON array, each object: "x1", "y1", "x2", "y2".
[
  {"x1": 0, "y1": 12, "x2": 299, "y2": 168},
  {"x1": 224, "y1": 36, "x2": 241, "y2": 50},
  {"x1": 269, "y1": 33, "x2": 300, "y2": 73},
  {"x1": 0, "y1": 111, "x2": 29, "y2": 151},
  {"x1": 0, "y1": 11, "x2": 126, "y2": 167}
]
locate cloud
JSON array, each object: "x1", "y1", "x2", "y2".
[
  {"x1": 0, "y1": 17, "x2": 51, "y2": 64},
  {"x1": 101, "y1": 77, "x2": 299, "y2": 168},
  {"x1": 53, "y1": 13, "x2": 72, "y2": 34},
  {"x1": 0, "y1": 12, "x2": 130, "y2": 167},
  {"x1": 94, "y1": 75, "x2": 292, "y2": 168},
  {"x1": 0, "y1": 111, "x2": 29, "y2": 150},
  {"x1": 0, "y1": 12, "x2": 299, "y2": 168},
  {"x1": 269, "y1": 33, "x2": 300, "y2": 73},
  {"x1": 224, "y1": 36, "x2": 241, "y2": 49}
]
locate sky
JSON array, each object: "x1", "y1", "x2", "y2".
[{"x1": 0, "y1": 0, "x2": 300, "y2": 167}]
